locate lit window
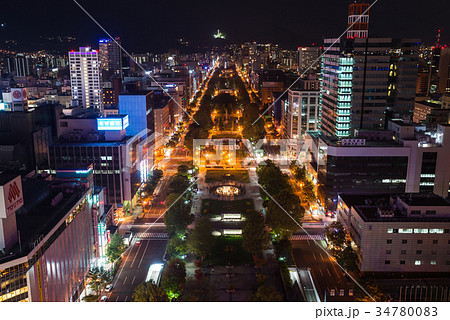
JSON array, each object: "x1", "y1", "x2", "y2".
[
  {"x1": 415, "y1": 260, "x2": 421, "y2": 265},
  {"x1": 430, "y1": 261, "x2": 437, "y2": 265}
]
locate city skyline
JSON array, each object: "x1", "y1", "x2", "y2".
[{"x1": 1, "y1": 0, "x2": 450, "y2": 53}]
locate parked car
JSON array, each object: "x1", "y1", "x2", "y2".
[
  {"x1": 349, "y1": 289, "x2": 354, "y2": 296},
  {"x1": 330, "y1": 289, "x2": 336, "y2": 296},
  {"x1": 105, "y1": 284, "x2": 113, "y2": 292},
  {"x1": 100, "y1": 296, "x2": 108, "y2": 302},
  {"x1": 339, "y1": 289, "x2": 345, "y2": 296}
]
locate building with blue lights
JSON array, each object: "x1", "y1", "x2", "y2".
[
  {"x1": 306, "y1": 121, "x2": 450, "y2": 210},
  {"x1": 119, "y1": 90, "x2": 174, "y2": 138},
  {"x1": 49, "y1": 113, "x2": 154, "y2": 211},
  {"x1": 320, "y1": 38, "x2": 420, "y2": 138}
]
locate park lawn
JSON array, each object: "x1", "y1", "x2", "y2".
[
  {"x1": 201, "y1": 198, "x2": 254, "y2": 217},
  {"x1": 205, "y1": 169, "x2": 250, "y2": 183},
  {"x1": 206, "y1": 236, "x2": 254, "y2": 266}
]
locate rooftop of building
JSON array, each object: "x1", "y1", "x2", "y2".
[
  {"x1": 0, "y1": 173, "x2": 19, "y2": 186},
  {"x1": 0, "y1": 175, "x2": 89, "y2": 265},
  {"x1": 119, "y1": 90, "x2": 152, "y2": 96},
  {"x1": 397, "y1": 194, "x2": 450, "y2": 207},
  {"x1": 415, "y1": 100, "x2": 442, "y2": 108},
  {"x1": 60, "y1": 111, "x2": 101, "y2": 120},
  {"x1": 313, "y1": 132, "x2": 402, "y2": 147},
  {"x1": 340, "y1": 193, "x2": 450, "y2": 223},
  {"x1": 53, "y1": 135, "x2": 133, "y2": 147},
  {"x1": 389, "y1": 119, "x2": 415, "y2": 126}
]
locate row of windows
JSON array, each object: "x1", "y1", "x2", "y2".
[
  {"x1": 385, "y1": 260, "x2": 441, "y2": 265},
  {"x1": 387, "y1": 239, "x2": 450, "y2": 244},
  {"x1": 386, "y1": 249, "x2": 442, "y2": 254},
  {"x1": 387, "y1": 228, "x2": 448, "y2": 233}
]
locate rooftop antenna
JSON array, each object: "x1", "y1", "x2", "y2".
[{"x1": 436, "y1": 29, "x2": 442, "y2": 48}]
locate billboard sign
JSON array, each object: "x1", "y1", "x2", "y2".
[
  {"x1": 0, "y1": 176, "x2": 24, "y2": 218},
  {"x1": 97, "y1": 115, "x2": 129, "y2": 131},
  {"x1": 11, "y1": 88, "x2": 27, "y2": 102}
]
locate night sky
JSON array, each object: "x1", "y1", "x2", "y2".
[{"x1": 1, "y1": 0, "x2": 449, "y2": 53}]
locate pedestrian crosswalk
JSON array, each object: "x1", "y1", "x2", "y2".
[
  {"x1": 136, "y1": 232, "x2": 168, "y2": 239},
  {"x1": 290, "y1": 234, "x2": 324, "y2": 241}
]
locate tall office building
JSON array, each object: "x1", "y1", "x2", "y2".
[
  {"x1": 347, "y1": 1, "x2": 370, "y2": 39},
  {"x1": 69, "y1": 47, "x2": 103, "y2": 111},
  {"x1": 320, "y1": 37, "x2": 419, "y2": 137},
  {"x1": 297, "y1": 47, "x2": 321, "y2": 74},
  {"x1": 437, "y1": 47, "x2": 450, "y2": 94},
  {"x1": 99, "y1": 38, "x2": 123, "y2": 81},
  {"x1": 281, "y1": 87, "x2": 320, "y2": 140}
]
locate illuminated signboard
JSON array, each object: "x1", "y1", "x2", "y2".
[
  {"x1": 223, "y1": 229, "x2": 242, "y2": 235},
  {"x1": 0, "y1": 176, "x2": 24, "y2": 218},
  {"x1": 97, "y1": 115, "x2": 129, "y2": 131}
]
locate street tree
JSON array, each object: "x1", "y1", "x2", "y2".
[
  {"x1": 187, "y1": 217, "x2": 216, "y2": 260},
  {"x1": 266, "y1": 189, "x2": 304, "y2": 240},
  {"x1": 337, "y1": 242, "x2": 359, "y2": 271},
  {"x1": 250, "y1": 285, "x2": 283, "y2": 302},
  {"x1": 161, "y1": 258, "x2": 187, "y2": 301},
  {"x1": 164, "y1": 193, "x2": 193, "y2": 238},
  {"x1": 168, "y1": 174, "x2": 190, "y2": 195},
  {"x1": 86, "y1": 267, "x2": 111, "y2": 298},
  {"x1": 82, "y1": 294, "x2": 99, "y2": 302},
  {"x1": 354, "y1": 277, "x2": 390, "y2": 302},
  {"x1": 302, "y1": 179, "x2": 316, "y2": 203},
  {"x1": 242, "y1": 118, "x2": 265, "y2": 143},
  {"x1": 325, "y1": 221, "x2": 346, "y2": 254},
  {"x1": 242, "y1": 211, "x2": 270, "y2": 256},
  {"x1": 132, "y1": 281, "x2": 168, "y2": 302},
  {"x1": 166, "y1": 237, "x2": 189, "y2": 259},
  {"x1": 177, "y1": 164, "x2": 190, "y2": 177},
  {"x1": 293, "y1": 165, "x2": 307, "y2": 182},
  {"x1": 257, "y1": 160, "x2": 291, "y2": 200},
  {"x1": 106, "y1": 234, "x2": 126, "y2": 263}
]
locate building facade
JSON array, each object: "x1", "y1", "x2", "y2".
[
  {"x1": 320, "y1": 37, "x2": 420, "y2": 137},
  {"x1": 69, "y1": 47, "x2": 102, "y2": 110},
  {"x1": 0, "y1": 174, "x2": 96, "y2": 302},
  {"x1": 337, "y1": 193, "x2": 450, "y2": 273},
  {"x1": 282, "y1": 88, "x2": 320, "y2": 140},
  {"x1": 306, "y1": 122, "x2": 450, "y2": 209}
]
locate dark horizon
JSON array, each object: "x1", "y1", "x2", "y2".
[{"x1": 1, "y1": 0, "x2": 450, "y2": 54}]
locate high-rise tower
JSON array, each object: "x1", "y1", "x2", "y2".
[
  {"x1": 347, "y1": 1, "x2": 370, "y2": 39},
  {"x1": 69, "y1": 47, "x2": 103, "y2": 110},
  {"x1": 99, "y1": 38, "x2": 123, "y2": 81}
]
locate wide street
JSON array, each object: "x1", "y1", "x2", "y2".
[
  {"x1": 107, "y1": 62, "x2": 356, "y2": 303},
  {"x1": 108, "y1": 238, "x2": 168, "y2": 302},
  {"x1": 291, "y1": 234, "x2": 354, "y2": 302}
]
